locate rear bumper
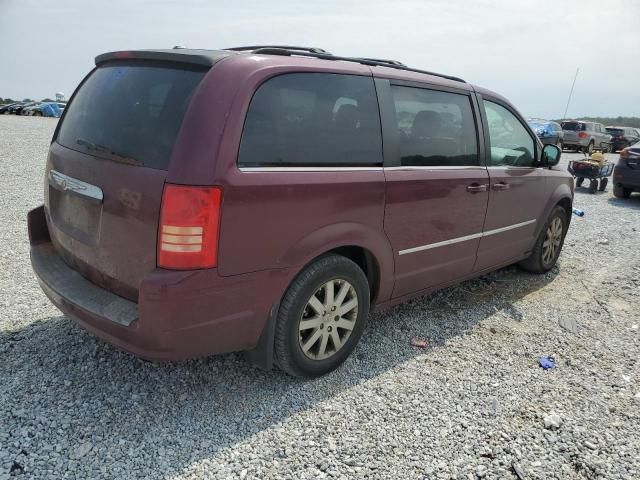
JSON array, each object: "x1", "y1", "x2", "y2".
[
  {"x1": 614, "y1": 165, "x2": 640, "y2": 189},
  {"x1": 563, "y1": 139, "x2": 588, "y2": 148},
  {"x1": 28, "y1": 205, "x2": 289, "y2": 361},
  {"x1": 610, "y1": 141, "x2": 629, "y2": 151}
]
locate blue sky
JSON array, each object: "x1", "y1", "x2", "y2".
[{"x1": 1, "y1": 0, "x2": 638, "y2": 118}]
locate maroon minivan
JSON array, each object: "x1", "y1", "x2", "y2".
[{"x1": 28, "y1": 46, "x2": 573, "y2": 377}]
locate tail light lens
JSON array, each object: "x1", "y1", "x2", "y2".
[
  {"x1": 578, "y1": 132, "x2": 588, "y2": 139},
  {"x1": 158, "y1": 184, "x2": 222, "y2": 270}
]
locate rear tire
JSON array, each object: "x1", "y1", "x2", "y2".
[
  {"x1": 519, "y1": 206, "x2": 568, "y2": 274},
  {"x1": 274, "y1": 254, "x2": 370, "y2": 377},
  {"x1": 576, "y1": 177, "x2": 585, "y2": 187},
  {"x1": 586, "y1": 141, "x2": 594, "y2": 155},
  {"x1": 613, "y1": 184, "x2": 631, "y2": 199}
]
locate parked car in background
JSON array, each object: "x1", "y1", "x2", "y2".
[
  {"x1": 613, "y1": 141, "x2": 640, "y2": 198},
  {"x1": 11, "y1": 102, "x2": 38, "y2": 115},
  {"x1": 561, "y1": 120, "x2": 611, "y2": 153},
  {"x1": 22, "y1": 103, "x2": 44, "y2": 116},
  {"x1": 605, "y1": 126, "x2": 640, "y2": 152},
  {"x1": 24, "y1": 102, "x2": 63, "y2": 117},
  {"x1": 527, "y1": 119, "x2": 564, "y2": 147},
  {"x1": 28, "y1": 45, "x2": 573, "y2": 377},
  {"x1": 0, "y1": 103, "x2": 22, "y2": 114}
]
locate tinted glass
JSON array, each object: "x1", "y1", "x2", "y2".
[
  {"x1": 606, "y1": 128, "x2": 624, "y2": 136},
  {"x1": 57, "y1": 63, "x2": 206, "y2": 170},
  {"x1": 391, "y1": 86, "x2": 478, "y2": 166},
  {"x1": 562, "y1": 121, "x2": 586, "y2": 131},
  {"x1": 483, "y1": 100, "x2": 536, "y2": 167},
  {"x1": 238, "y1": 73, "x2": 382, "y2": 167}
]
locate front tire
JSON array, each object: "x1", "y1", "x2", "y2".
[
  {"x1": 519, "y1": 206, "x2": 568, "y2": 274},
  {"x1": 274, "y1": 254, "x2": 370, "y2": 377},
  {"x1": 576, "y1": 177, "x2": 585, "y2": 187}
]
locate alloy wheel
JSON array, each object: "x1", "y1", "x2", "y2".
[
  {"x1": 542, "y1": 217, "x2": 563, "y2": 265},
  {"x1": 298, "y1": 278, "x2": 358, "y2": 360}
]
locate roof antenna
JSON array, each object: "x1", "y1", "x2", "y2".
[
  {"x1": 172, "y1": 45, "x2": 186, "y2": 49},
  {"x1": 562, "y1": 67, "x2": 579, "y2": 119}
]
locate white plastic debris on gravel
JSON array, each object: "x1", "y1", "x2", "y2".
[{"x1": 1, "y1": 115, "x2": 639, "y2": 480}]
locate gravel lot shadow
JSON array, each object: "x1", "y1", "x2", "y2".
[
  {"x1": 0, "y1": 264, "x2": 559, "y2": 478},
  {"x1": 607, "y1": 195, "x2": 640, "y2": 209}
]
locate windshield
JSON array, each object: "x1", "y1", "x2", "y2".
[
  {"x1": 606, "y1": 128, "x2": 624, "y2": 136},
  {"x1": 56, "y1": 62, "x2": 206, "y2": 170},
  {"x1": 561, "y1": 121, "x2": 585, "y2": 131}
]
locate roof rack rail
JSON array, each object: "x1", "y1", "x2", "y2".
[
  {"x1": 358, "y1": 58, "x2": 406, "y2": 67},
  {"x1": 226, "y1": 45, "x2": 330, "y2": 54},
  {"x1": 227, "y1": 46, "x2": 465, "y2": 83}
]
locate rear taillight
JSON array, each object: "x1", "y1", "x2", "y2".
[
  {"x1": 578, "y1": 132, "x2": 588, "y2": 139},
  {"x1": 158, "y1": 184, "x2": 222, "y2": 270}
]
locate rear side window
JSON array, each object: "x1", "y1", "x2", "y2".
[
  {"x1": 238, "y1": 73, "x2": 382, "y2": 167},
  {"x1": 391, "y1": 86, "x2": 478, "y2": 167},
  {"x1": 57, "y1": 63, "x2": 206, "y2": 170}
]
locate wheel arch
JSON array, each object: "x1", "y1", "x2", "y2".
[
  {"x1": 278, "y1": 222, "x2": 395, "y2": 306},
  {"x1": 538, "y1": 182, "x2": 573, "y2": 238}
]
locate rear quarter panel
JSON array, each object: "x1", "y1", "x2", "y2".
[{"x1": 197, "y1": 56, "x2": 395, "y2": 303}]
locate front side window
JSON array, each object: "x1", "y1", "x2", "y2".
[
  {"x1": 390, "y1": 86, "x2": 478, "y2": 166},
  {"x1": 483, "y1": 100, "x2": 536, "y2": 167},
  {"x1": 238, "y1": 73, "x2": 382, "y2": 167}
]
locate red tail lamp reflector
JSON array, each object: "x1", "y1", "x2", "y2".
[{"x1": 158, "y1": 184, "x2": 222, "y2": 269}]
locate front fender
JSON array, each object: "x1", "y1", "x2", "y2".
[{"x1": 280, "y1": 221, "x2": 395, "y2": 304}]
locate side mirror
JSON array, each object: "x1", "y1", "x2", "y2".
[{"x1": 542, "y1": 144, "x2": 561, "y2": 166}]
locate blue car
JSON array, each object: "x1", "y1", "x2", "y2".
[
  {"x1": 527, "y1": 119, "x2": 564, "y2": 147},
  {"x1": 26, "y1": 102, "x2": 63, "y2": 118}
]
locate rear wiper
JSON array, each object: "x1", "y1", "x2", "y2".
[{"x1": 76, "y1": 138, "x2": 143, "y2": 167}]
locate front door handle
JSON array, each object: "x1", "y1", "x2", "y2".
[
  {"x1": 492, "y1": 182, "x2": 510, "y2": 191},
  {"x1": 466, "y1": 183, "x2": 489, "y2": 193}
]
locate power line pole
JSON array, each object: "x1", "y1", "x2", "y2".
[{"x1": 563, "y1": 67, "x2": 579, "y2": 119}]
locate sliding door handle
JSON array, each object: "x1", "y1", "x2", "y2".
[{"x1": 466, "y1": 183, "x2": 489, "y2": 193}]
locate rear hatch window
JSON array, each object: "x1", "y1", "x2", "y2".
[
  {"x1": 561, "y1": 121, "x2": 585, "y2": 131},
  {"x1": 57, "y1": 62, "x2": 206, "y2": 170},
  {"x1": 606, "y1": 128, "x2": 624, "y2": 136}
]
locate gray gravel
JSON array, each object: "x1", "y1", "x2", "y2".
[{"x1": 1, "y1": 115, "x2": 639, "y2": 479}]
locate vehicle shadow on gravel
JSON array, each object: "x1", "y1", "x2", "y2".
[
  {"x1": 1, "y1": 265, "x2": 558, "y2": 478},
  {"x1": 607, "y1": 195, "x2": 640, "y2": 209}
]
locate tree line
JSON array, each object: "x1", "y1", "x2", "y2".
[{"x1": 1, "y1": 97, "x2": 57, "y2": 104}]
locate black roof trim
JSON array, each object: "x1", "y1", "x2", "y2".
[
  {"x1": 95, "y1": 49, "x2": 235, "y2": 68},
  {"x1": 226, "y1": 46, "x2": 465, "y2": 83},
  {"x1": 226, "y1": 45, "x2": 330, "y2": 54}
]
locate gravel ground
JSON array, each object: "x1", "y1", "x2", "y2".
[{"x1": 1, "y1": 115, "x2": 639, "y2": 480}]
